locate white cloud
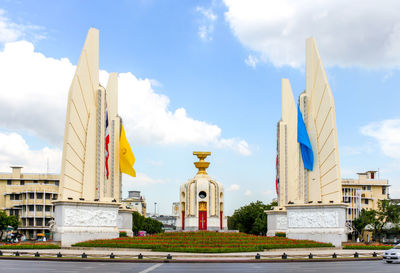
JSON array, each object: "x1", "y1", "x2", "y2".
[
  {"x1": 0, "y1": 9, "x2": 45, "y2": 44},
  {"x1": 196, "y1": 6, "x2": 217, "y2": 41},
  {"x1": 224, "y1": 0, "x2": 400, "y2": 68},
  {"x1": 0, "y1": 40, "x2": 251, "y2": 155},
  {"x1": 361, "y1": 119, "x2": 400, "y2": 159},
  {"x1": 244, "y1": 189, "x2": 252, "y2": 196},
  {"x1": 0, "y1": 132, "x2": 61, "y2": 173},
  {"x1": 245, "y1": 54, "x2": 259, "y2": 68},
  {"x1": 227, "y1": 184, "x2": 240, "y2": 191}
]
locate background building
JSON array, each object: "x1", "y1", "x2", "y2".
[
  {"x1": 342, "y1": 170, "x2": 389, "y2": 224},
  {"x1": 0, "y1": 166, "x2": 59, "y2": 239},
  {"x1": 121, "y1": 191, "x2": 146, "y2": 216}
]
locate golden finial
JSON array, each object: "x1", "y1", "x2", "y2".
[{"x1": 193, "y1": 151, "x2": 211, "y2": 175}]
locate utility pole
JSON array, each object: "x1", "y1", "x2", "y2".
[{"x1": 154, "y1": 202, "x2": 157, "y2": 217}]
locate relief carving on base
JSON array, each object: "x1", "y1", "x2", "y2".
[
  {"x1": 64, "y1": 206, "x2": 117, "y2": 227},
  {"x1": 288, "y1": 211, "x2": 338, "y2": 228}
]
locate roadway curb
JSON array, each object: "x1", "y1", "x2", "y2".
[{"x1": 0, "y1": 256, "x2": 382, "y2": 263}]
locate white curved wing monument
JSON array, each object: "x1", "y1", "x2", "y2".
[
  {"x1": 267, "y1": 38, "x2": 347, "y2": 246},
  {"x1": 54, "y1": 28, "x2": 135, "y2": 246}
]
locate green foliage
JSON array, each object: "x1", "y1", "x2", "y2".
[
  {"x1": 0, "y1": 244, "x2": 60, "y2": 249},
  {"x1": 132, "y1": 212, "x2": 145, "y2": 234},
  {"x1": 351, "y1": 199, "x2": 400, "y2": 242},
  {"x1": 228, "y1": 200, "x2": 277, "y2": 235},
  {"x1": 0, "y1": 210, "x2": 20, "y2": 239},
  {"x1": 119, "y1": 231, "x2": 127, "y2": 237},
  {"x1": 352, "y1": 209, "x2": 377, "y2": 240},
  {"x1": 142, "y1": 217, "x2": 164, "y2": 235},
  {"x1": 131, "y1": 212, "x2": 163, "y2": 235},
  {"x1": 275, "y1": 232, "x2": 286, "y2": 237}
]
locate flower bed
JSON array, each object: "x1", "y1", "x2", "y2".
[
  {"x1": 0, "y1": 243, "x2": 60, "y2": 249},
  {"x1": 343, "y1": 244, "x2": 393, "y2": 250},
  {"x1": 73, "y1": 231, "x2": 333, "y2": 253}
]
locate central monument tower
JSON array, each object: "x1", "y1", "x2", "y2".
[{"x1": 177, "y1": 152, "x2": 227, "y2": 231}]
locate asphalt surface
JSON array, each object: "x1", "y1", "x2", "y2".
[{"x1": 0, "y1": 260, "x2": 398, "y2": 273}]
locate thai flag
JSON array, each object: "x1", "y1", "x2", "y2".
[
  {"x1": 275, "y1": 154, "x2": 279, "y2": 195},
  {"x1": 105, "y1": 104, "x2": 110, "y2": 180}
]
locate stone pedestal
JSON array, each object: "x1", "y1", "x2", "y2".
[
  {"x1": 286, "y1": 204, "x2": 347, "y2": 247},
  {"x1": 267, "y1": 204, "x2": 347, "y2": 247},
  {"x1": 53, "y1": 200, "x2": 120, "y2": 247},
  {"x1": 117, "y1": 209, "x2": 133, "y2": 236},
  {"x1": 266, "y1": 209, "x2": 287, "y2": 236}
]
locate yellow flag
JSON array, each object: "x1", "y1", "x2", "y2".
[{"x1": 119, "y1": 125, "x2": 136, "y2": 177}]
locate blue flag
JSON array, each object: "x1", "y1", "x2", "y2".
[{"x1": 297, "y1": 105, "x2": 314, "y2": 171}]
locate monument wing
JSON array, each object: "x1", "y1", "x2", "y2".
[
  {"x1": 59, "y1": 28, "x2": 99, "y2": 200},
  {"x1": 306, "y1": 38, "x2": 342, "y2": 203}
]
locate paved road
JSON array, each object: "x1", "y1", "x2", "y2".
[{"x1": 0, "y1": 260, "x2": 398, "y2": 273}]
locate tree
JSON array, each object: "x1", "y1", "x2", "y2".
[
  {"x1": 131, "y1": 211, "x2": 164, "y2": 235},
  {"x1": 132, "y1": 212, "x2": 145, "y2": 234},
  {"x1": 228, "y1": 201, "x2": 277, "y2": 235},
  {"x1": 374, "y1": 199, "x2": 400, "y2": 241},
  {"x1": 142, "y1": 218, "x2": 164, "y2": 235},
  {"x1": 0, "y1": 210, "x2": 20, "y2": 239},
  {"x1": 352, "y1": 209, "x2": 377, "y2": 241}
]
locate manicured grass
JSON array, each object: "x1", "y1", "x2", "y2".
[
  {"x1": 73, "y1": 231, "x2": 333, "y2": 253},
  {"x1": 0, "y1": 243, "x2": 60, "y2": 249},
  {"x1": 343, "y1": 244, "x2": 393, "y2": 250}
]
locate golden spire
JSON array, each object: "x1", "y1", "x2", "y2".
[{"x1": 193, "y1": 151, "x2": 211, "y2": 175}]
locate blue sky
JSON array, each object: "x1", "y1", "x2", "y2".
[{"x1": 1, "y1": 0, "x2": 400, "y2": 215}]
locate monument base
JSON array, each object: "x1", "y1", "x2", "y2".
[
  {"x1": 267, "y1": 204, "x2": 347, "y2": 247},
  {"x1": 117, "y1": 208, "x2": 134, "y2": 237},
  {"x1": 177, "y1": 216, "x2": 227, "y2": 231},
  {"x1": 53, "y1": 200, "x2": 120, "y2": 247},
  {"x1": 266, "y1": 209, "x2": 287, "y2": 236}
]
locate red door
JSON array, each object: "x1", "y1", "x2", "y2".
[
  {"x1": 198, "y1": 211, "x2": 207, "y2": 230},
  {"x1": 182, "y1": 211, "x2": 185, "y2": 230},
  {"x1": 220, "y1": 211, "x2": 223, "y2": 230}
]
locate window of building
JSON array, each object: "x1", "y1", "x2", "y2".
[
  {"x1": 37, "y1": 193, "x2": 43, "y2": 199},
  {"x1": 44, "y1": 181, "x2": 49, "y2": 184},
  {"x1": 367, "y1": 185, "x2": 371, "y2": 190},
  {"x1": 14, "y1": 194, "x2": 20, "y2": 200},
  {"x1": 53, "y1": 194, "x2": 58, "y2": 200},
  {"x1": 365, "y1": 199, "x2": 369, "y2": 205},
  {"x1": 36, "y1": 205, "x2": 43, "y2": 211},
  {"x1": 20, "y1": 180, "x2": 25, "y2": 185},
  {"x1": 28, "y1": 205, "x2": 34, "y2": 211},
  {"x1": 33, "y1": 180, "x2": 38, "y2": 183},
  {"x1": 371, "y1": 172, "x2": 375, "y2": 179},
  {"x1": 45, "y1": 193, "x2": 51, "y2": 199},
  {"x1": 45, "y1": 206, "x2": 51, "y2": 212},
  {"x1": 55, "y1": 181, "x2": 59, "y2": 186},
  {"x1": 29, "y1": 193, "x2": 34, "y2": 199},
  {"x1": 10, "y1": 194, "x2": 14, "y2": 200},
  {"x1": 36, "y1": 219, "x2": 43, "y2": 226},
  {"x1": 28, "y1": 219, "x2": 34, "y2": 226},
  {"x1": 362, "y1": 186, "x2": 366, "y2": 191},
  {"x1": 382, "y1": 187, "x2": 386, "y2": 195},
  {"x1": 348, "y1": 209, "x2": 352, "y2": 215},
  {"x1": 7, "y1": 180, "x2": 11, "y2": 185}
]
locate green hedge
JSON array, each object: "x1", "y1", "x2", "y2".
[
  {"x1": 343, "y1": 245, "x2": 392, "y2": 250},
  {"x1": 0, "y1": 244, "x2": 60, "y2": 249},
  {"x1": 275, "y1": 232, "x2": 286, "y2": 237}
]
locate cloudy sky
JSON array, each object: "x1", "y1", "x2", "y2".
[{"x1": 1, "y1": 0, "x2": 400, "y2": 215}]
